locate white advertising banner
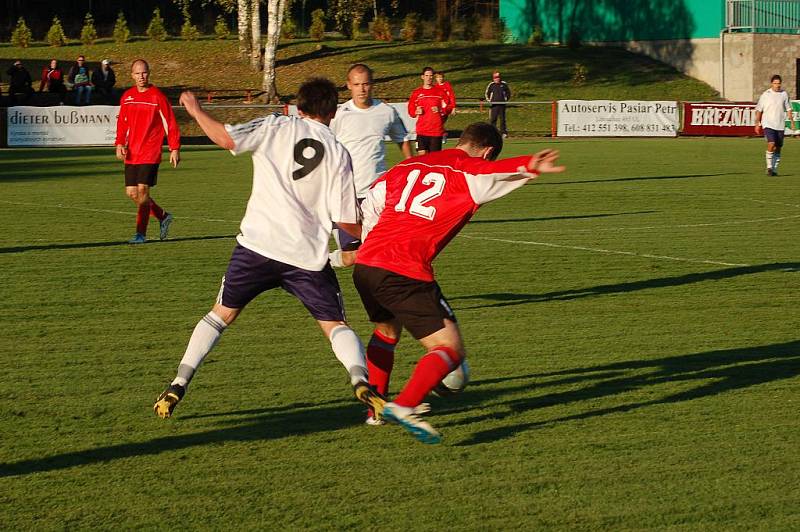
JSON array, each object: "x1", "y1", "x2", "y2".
[
  {"x1": 7, "y1": 106, "x2": 119, "y2": 146},
  {"x1": 557, "y1": 100, "x2": 679, "y2": 137},
  {"x1": 288, "y1": 102, "x2": 417, "y2": 139}
]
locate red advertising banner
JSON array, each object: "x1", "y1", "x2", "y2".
[{"x1": 682, "y1": 102, "x2": 757, "y2": 136}]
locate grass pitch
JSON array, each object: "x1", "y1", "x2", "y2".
[{"x1": 1, "y1": 138, "x2": 799, "y2": 529}]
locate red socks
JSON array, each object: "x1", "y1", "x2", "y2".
[
  {"x1": 367, "y1": 330, "x2": 397, "y2": 417},
  {"x1": 149, "y1": 199, "x2": 165, "y2": 222},
  {"x1": 394, "y1": 346, "x2": 461, "y2": 408},
  {"x1": 136, "y1": 202, "x2": 150, "y2": 235}
]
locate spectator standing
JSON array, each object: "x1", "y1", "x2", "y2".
[
  {"x1": 68, "y1": 55, "x2": 93, "y2": 105},
  {"x1": 484, "y1": 71, "x2": 511, "y2": 137},
  {"x1": 435, "y1": 70, "x2": 456, "y2": 143},
  {"x1": 6, "y1": 60, "x2": 34, "y2": 105},
  {"x1": 755, "y1": 74, "x2": 796, "y2": 176},
  {"x1": 39, "y1": 59, "x2": 67, "y2": 105},
  {"x1": 92, "y1": 59, "x2": 117, "y2": 104},
  {"x1": 407, "y1": 66, "x2": 447, "y2": 155},
  {"x1": 114, "y1": 59, "x2": 179, "y2": 244}
]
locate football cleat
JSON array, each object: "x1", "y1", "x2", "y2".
[
  {"x1": 766, "y1": 168, "x2": 774, "y2": 176},
  {"x1": 365, "y1": 415, "x2": 386, "y2": 426},
  {"x1": 154, "y1": 383, "x2": 185, "y2": 418},
  {"x1": 128, "y1": 233, "x2": 146, "y2": 244},
  {"x1": 353, "y1": 381, "x2": 387, "y2": 418},
  {"x1": 159, "y1": 213, "x2": 174, "y2": 240},
  {"x1": 382, "y1": 402, "x2": 442, "y2": 444},
  {"x1": 366, "y1": 403, "x2": 430, "y2": 426}
]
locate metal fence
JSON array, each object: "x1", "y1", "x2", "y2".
[{"x1": 726, "y1": 0, "x2": 800, "y2": 32}]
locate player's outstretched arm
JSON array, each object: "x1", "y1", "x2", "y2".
[
  {"x1": 526, "y1": 149, "x2": 565, "y2": 175},
  {"x1": 179, "y1": 91, "x2": 235, "y2": 150}
]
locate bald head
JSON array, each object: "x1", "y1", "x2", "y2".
[{"x1": 131, "y1": 59, "x2": 151, "y2": 91}]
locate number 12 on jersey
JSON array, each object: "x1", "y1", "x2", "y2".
[{"x1": 394, "y1": 169, "x2": 446, "y2": 220}]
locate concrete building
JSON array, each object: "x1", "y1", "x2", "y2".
[{"x1": 500, "y1": 0, "x2": 800, "y2": 101}]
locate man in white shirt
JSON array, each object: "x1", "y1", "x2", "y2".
[
  {"x1": 329, "y1": 63, "x2": 412, "y2": 266},
  {"x1": 152, "y1": 78, "x2": 386, "y2": 420},
  {"x1": 755, "y1": 74, "x2": 796, "y2": 176}
]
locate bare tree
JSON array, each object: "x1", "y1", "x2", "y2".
[
  {"x1": 262, "y1": 0, "x2": 286, "y2": 102},
  {"x1": 238, "y1": 0, "x2": 252, "y2": 59},
  {"x1": 251, "y1": 0, "x2": 262, "y2": 70}
]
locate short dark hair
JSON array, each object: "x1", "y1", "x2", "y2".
[
  {"x1": 457, "y1": 122, "x2": 503, "y2": 160},
  {"x1": 297, "y1": 77, "x2": 339, "y2": 119},
  {"x1": 771, "y1": 74, "x2": 782, "y2": 83},
  {"x1": 347, "y1": 63, "x2": 373, "y2": 81},
  {"x1": 421, "y1": 66, "x2": 434, "y2": 75}
]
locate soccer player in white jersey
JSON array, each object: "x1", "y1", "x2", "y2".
[
  {"x1": 328, "y1": 63, "x2": 412, "y2": 267},
  {"x1": 153, "y1": 78, "x2": 386, "y2": 419},
  {"x1": 755, "y1": 74, "x2": 796, "y2": 176}
]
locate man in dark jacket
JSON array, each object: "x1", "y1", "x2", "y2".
[
  {"x1": 92, "y1": 59, "x2": 117, "y2": 104},
  {"x1": 7, "y1": 60, "x2": 34, "y2": 106},
  {"x1": 484, "y1": 71, "x2": 512, "y2": 137}
]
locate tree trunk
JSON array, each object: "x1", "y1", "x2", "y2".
[
  {"x1": 436, "y1": 0, "x2": 450, "y2": 41},
  {"x1": 238, "y1": 0, "x2": 252, "y2": 59},
  {"x1": 262, "y1": 0, "x2": 286, "y2": 102},
  {"x1": 251, "y1": 0, "x2": 262, "y2": 70}
]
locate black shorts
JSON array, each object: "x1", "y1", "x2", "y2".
[
  {"x1": 416, "y1": 135, "x2": 443, "y2": 153},
  {"x1": 352, "y1": 264, "x2": 456, "y2": 340},
  {"x1": 124, "y1": 164, "x2": 159, "y2": 187},
  {"x1": 764, "y1": 127, "x2": 785, "y2": 148},
  {"x1": 218, "y1": 243, "x2": 345, "y2": 322}
]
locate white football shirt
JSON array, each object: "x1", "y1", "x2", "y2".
[
  {"x1": 756, "y1": 88, "x2": 792, "y2": 130},
  {"x1": 329, "y1": 98, "x2": 410, "y2": 198},
  {"x1": 225, "y1": 114, "x2": 359, "y2": 271}
]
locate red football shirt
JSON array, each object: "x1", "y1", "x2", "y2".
[
  {"x1": 437, "y1": 81, "x2": 456, "y2": 117},
  {"x1": 407, "y1": 86, "x2": 448, "y2": 137},
  {"x1": 356, "y1": 149, "x2": 537, "y2": 282},
  {"x1": 115, "y1": 85, "x2": 181, "y2": 165}
]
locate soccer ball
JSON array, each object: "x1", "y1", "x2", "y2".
[{"x1": 433, "y1": 359, "x2": 470, "y2": 397}]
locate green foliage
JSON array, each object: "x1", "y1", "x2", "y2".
[
  {"x1": 528, "y1": 24, "x2": 544, "y2": 46},
  {"x1": 146, "y1": 7, "x2": 168, "y2": 42},
  {"x1": 113, "y1": 11, "x2": 131, "y2": 43},
  {"x1": 80, "y1": 13, "x2": 98, "y2": 46},
  {"x1": 281, "y1": 17, "x2": 297, "y2": 39},
  {"x1": 214, "y1": 15, "x2": 230, "y2": 39},
  {"x1": 309, "y1": 9, "x2": 325, "y2": 41},
  {"x1": 462, "y1": 13, "x2": 480, "y2": 42},
  {"x1": 399, "y1": 13, "x2": 420, "y2": 42},
  {"x1": 46, "y1": 16, "x2": 67, "y2": 47},
  {"x1": 181, "y1": 20, "x2": 200, "y2": 41},
  {"x1": 10, "y1": 17, "x2": 32, "y2": 48},
  {"x1": 370, "y1": 13, "x2": 392, "y2": 42},
  {"x1": 572, "y1": 63, "x2": 588, "y2": 85}
]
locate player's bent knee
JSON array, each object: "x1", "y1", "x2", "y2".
[{"x1": 211, "y1": 303, "x2": 240, "y2": 325}]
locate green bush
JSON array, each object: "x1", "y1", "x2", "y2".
[
  {"x1": 281, "y1": 17, "x2": 297, "y2": 39},
  {"x1": 214, "y1": 15, "x2": 230, "y2": 39},
  {"x1": 528, "y1": 25, "x2": 544, "y2": 46},
  {"x1": 370, "y1": 13, "x2": 392, "y2": 41},
  {"x1": 80, "y1": 13, "x2": 98, "y2": 45},
  {"x1": 181, "y1": 20, "x2": 200, "y2": 41},
  {"x1": 113, "y1": 11, "x2": 131, "y2": 43},
  {"x1": 11, "y1": 17, "x2": 32, "y2": 48},
  {"x1": 147, "y1": 8, "x2": 168, "y2": 41},
  {"x1": 400, "y1": 13, "x2": 420, "y2": 42},
  {"x1": 309, "y1": 9, "x2": 325, "y2": 41},
  {"x1": 46, "y1": 16, "x2": 67, "y2": 47}
]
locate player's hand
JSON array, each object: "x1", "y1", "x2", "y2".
[
  {"x1": 527, "y1": 149, "x2": 565, "y2": 174},
  {"x1": 179, "y1": 91, "x2": 201, "y2": 117},
  {"x1": 170, "y1": 149, "x2": 180, "y2": 168},
  {"x1": 415, "y1": 106, "x2": 423, "y2": 116},
  {"x1": 431, "y1": 106, "x2": 439, "y2": 113},
  {"x1": 115, "y1": 145, "x2": 127, "y2": 161},
  {"x1": 754, "y1": 125, "x2": 762, "y2": 135}
]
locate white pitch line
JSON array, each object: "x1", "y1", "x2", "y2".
[{"x1": 458, "y1": 234, "x2": 751, "y2": 267}]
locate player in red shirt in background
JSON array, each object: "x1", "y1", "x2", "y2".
[
  {"x1": 352, "y1": 122, "x2": 565, "y2": 443},
  {"x1": 407, "y1": 66, "x2": 448, "y2": 155},
  {"x1": 115, "y1": 59, "x2": 181, "y2": 244},
  {"x1": 434, "y1": 70, "x2": 456, "y2": 142}
]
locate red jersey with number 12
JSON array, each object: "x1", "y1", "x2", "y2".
[
  {"x1": 115, "y1": 85, "x2": 181, "y2": 164},
  {"x1": 356, "y1": 149, "x2": 536, "y2": 282}
]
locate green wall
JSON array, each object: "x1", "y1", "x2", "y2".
[{"x1": 501, "y1": 0, "x2": 725, "y2": 43}]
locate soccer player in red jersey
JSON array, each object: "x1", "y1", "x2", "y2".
[
  {"x1": 115, "y1": 59, "x2": 181, "y2": 244},
  {"x1": 407, "y1": 66, "x2": 448, "y2": 155},
  {"x1": 352, "y1": 122, "x2": 565, "y2": 443}
]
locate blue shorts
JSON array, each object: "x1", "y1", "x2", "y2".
[
  {"x1": 218, "y1": 244, "x2": 345, "y2": 321},
  {"x1": 764, "y1": 127, "x2": 785, "y2": 148},
  {"x1": 334, "y1": 198, "x2": 364, "y2": 251}
]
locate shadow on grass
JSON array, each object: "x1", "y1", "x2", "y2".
[
  {"x1": 471, "y1": 210, "x2": 656, "y2": 225},
  {"x1": 450, "y1": 262, "x2": 800, "y2": 309},
  {"x1": 452, "y1": 339, "x2": 800, "y2": 446},
  {"x1": 0, "y1": 399, "x2": 363, "y2": 478},
  {"x1": 0, "y1": 234, "x2": 235, "y2": 254}
]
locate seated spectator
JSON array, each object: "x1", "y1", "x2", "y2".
[
  {"x1": 91, "y1": 59, "x2": 116, "y2": 104},
  {"x1": 68, "y1": 55, "x2": 93, "y2": 105},
  {"x1": 7, "y1": 60, "x2": 34, "y2": 106},
  {"x1": 40, "y1": 59, "x2": 67, "y2": 105}
]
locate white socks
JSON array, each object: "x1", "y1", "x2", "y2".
[
  {"x1": 766, "y1": 150, "x2": 774, "y2": 170},
  {"x1": 329, "y1": 325, "x2": 368, "y2": 385},
  {"x1": 774, "y1": 151, "x2": 781, "y2": 170},
  {"x1": 172, "y1": 311, "x2": 228, "y2": 388},
  {"x1": 329, "y1": 250, "x2": 345, "y2": 268}
]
